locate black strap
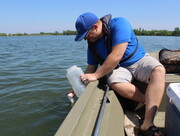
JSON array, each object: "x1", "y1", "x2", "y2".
[
  {"x1": 88, "y1": 14, "x2": 138, "y2": 66},
  {"x1": 88, "y1": 38, "x2": 138, "y2": 66},
  {"x1": 88, "y1": 14, "x2": 112, "y2": 66},
  {"x1": 120, "y1": 38, "x2": 138, "y2": 63}
]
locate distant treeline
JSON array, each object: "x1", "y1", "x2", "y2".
[
  {"x1": 0, "y1": 30, "x2": 76, "y2": 37},
  {"x1": 134, "y1": 27, "x2": 180, "y2": 36},
  {"x1": 1, "y1": 27, "x2": 180, "y2": 37}
]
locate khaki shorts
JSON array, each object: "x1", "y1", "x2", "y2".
[{"x1": 107, "y1": 54, "x2": 163, "y2": 84}]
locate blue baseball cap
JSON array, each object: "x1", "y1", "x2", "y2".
[{"x1": 75, "y1": 12, "x2": 98, "y2": 41}]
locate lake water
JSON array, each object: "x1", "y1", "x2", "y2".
[{"x1": 0, "y1": 35, "x2": 179, "y2": 136}]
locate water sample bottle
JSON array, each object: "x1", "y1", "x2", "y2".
[{"x1": 66, "y1": 65, "x2": 85, "y2": 97}]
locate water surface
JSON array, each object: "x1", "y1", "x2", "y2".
[{"x1": 0, "y1": 35, "x2": 179, "y2": 136}]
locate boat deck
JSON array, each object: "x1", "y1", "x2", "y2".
[
  {"x1": 55, "y1": 52, "x2": 180, "y2": 136},
  {"x1": 124, "y1": 110, "x2": 165, "y2": 136},
  {"x1": 55, "y1": 72, "x2": 179, "y2": 136},
  {"x1": 55, "y1": 81, "x2": 125, "y2": 136}
]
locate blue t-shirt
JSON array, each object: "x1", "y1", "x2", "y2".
[{"x1": 87, "y1": 17, "x2": 146, "y2": 67}]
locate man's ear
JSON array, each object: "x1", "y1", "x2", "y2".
[{"x1": 93, "y1": 24, "x2": 98, "y2": 30}]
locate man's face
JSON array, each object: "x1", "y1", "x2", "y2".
[{"x1": 84, "y1": 26, "x2": 100, "y2": 43}]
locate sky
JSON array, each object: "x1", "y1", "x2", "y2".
[{"x1": 1, "y1": 0, "x2": 180, "y2": 33}]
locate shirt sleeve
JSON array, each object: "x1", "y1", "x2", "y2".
[{"x1": 110, "y1": 17, "x2": 132, "y2": 46}]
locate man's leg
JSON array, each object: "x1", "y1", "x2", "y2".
[
  {"x1": 111, "y1": 66, "x2": 165, "y2": 136},
  {"x1": 110, "y1": 82, "x2": 145, "y2": 103},
  {"x1": 140, "y1": 66, "x2": 165, "y2": 131},
  {"x1": 107, "y1": 67, "x2": 145, "y2": 103}
]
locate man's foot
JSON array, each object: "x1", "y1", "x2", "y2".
[{"x1": 139, "y1": 126, "x2": 165, "y2": 136}]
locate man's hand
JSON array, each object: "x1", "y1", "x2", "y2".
[{"x1": 80, "y1": 73, "x2": 98, "y2": 86}]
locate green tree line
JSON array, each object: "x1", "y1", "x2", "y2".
[
  {"x1": 0, "y1": 27, "x2": 180, "y2": 37},
  {"x1": 0, "y1": 30, "x2": 77, "y2": 37},
  {"x1": 134, "y1": 27, "x2": 180, "y2": 36}
]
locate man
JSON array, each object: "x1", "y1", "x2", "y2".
[{"x1": 74, "y1": 12, "x2": 165, "y2": 136}]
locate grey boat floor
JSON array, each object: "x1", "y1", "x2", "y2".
[{"x1": 124, "y1": 110, "x2": 165, "y2": 136}]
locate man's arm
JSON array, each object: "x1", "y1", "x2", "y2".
[
  {"x1": 80, "y1": 42, "x2": 128, "y2": 82},
  {"x1": 85, "y1": 65, "x2": 98, "y2": 74},
  {"x1": 95, "y1": 42, "x2": 128, "y2": 78}
]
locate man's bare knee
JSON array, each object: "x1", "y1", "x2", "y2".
[
  {"x1": 150, "y1": 66, "x2": 166, "y2": 81},
  {"x1": 153, "y1": 66, "x2": 166, "y2": 75}
]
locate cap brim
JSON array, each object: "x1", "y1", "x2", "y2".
[{"x1": 75, "y1": 31, "x2": 88, "y2": 41}]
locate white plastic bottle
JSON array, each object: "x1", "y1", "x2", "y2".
[{"x1": 66, "y1": 65, "x2": 85, "y2": 97}]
